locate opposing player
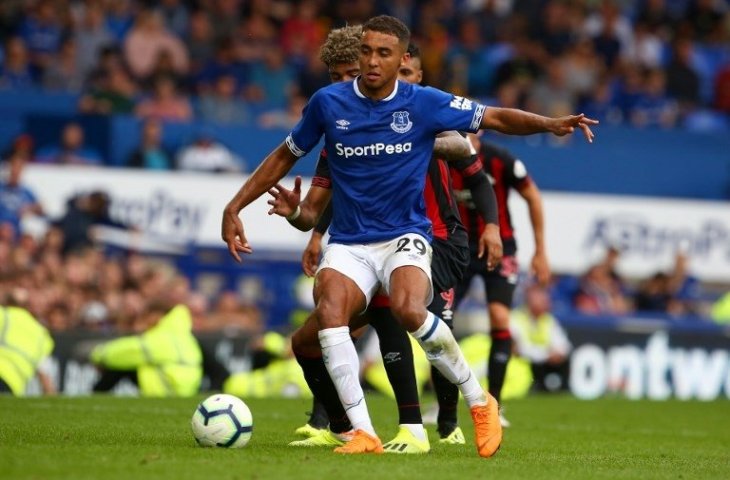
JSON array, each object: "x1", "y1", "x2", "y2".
[
  {"x1": 277, "y1": 37, "x2": 502, "y2": 453},
  {"x1": 222, "y1": 15, "x2": 598, "y2": 457},
  {"x1": 451, "y1": 135, "x2": 550, "y2": 429}
]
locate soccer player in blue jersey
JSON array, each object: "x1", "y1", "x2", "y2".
[
  {"x1": 279, "y1": 36, "x2": 502, "y2": 453},
  {"x1": 222, "y1": 15, "x2": 598, "y2": 457}
]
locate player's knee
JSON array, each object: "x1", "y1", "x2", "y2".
[
  {"x1": 291, "y1": 328, "x2": 320, "y2": 357},
  {"x1": 390, "y1": 299, "x2": 427, "y2": 331},
  {"x1": 313, "y1": 299, "x2": 348, "y2": 330}
]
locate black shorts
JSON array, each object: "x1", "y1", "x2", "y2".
[
  {"x1": 428, "y1": 236, "x2": 470, "y2": 326},
  {"x1": 454, "y1": 238, "x2": 518, "y2": 309}
]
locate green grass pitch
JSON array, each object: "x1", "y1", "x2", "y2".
[{"x1": 1, "y1": 394, "x2": 728, "y2": 480}]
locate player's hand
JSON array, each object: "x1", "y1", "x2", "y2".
[
  {"x1": 221, "y1": 208, "x2": 252, "y2": 262},
  {"x1": 531, "y1": 251, "x2": 551, "y2": 286},
  {"x1": 549, "y1": 114, "x2": 599, "y2": 143},
  {"x1": 267, "y1": 176, "x2": 302, "y2": 217},
  {"x1": 302, "y1": 231, "x2": 323, "y2": 277},
  {"x1": 478, "y1": 223, "x2": 503, "y2": 271}
]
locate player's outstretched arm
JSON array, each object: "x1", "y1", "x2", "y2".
[
  {"x1": 433, "y1": 131, "x2": 471, "y2": 161},
  {"x1": 222, "y1": 142, "x2": 298, "y2": 262},
  {"x1": 481, "y1": 108, "x2": 599, "y2": 143},
  {"x1": 518, "y1": 181, "x2": 550, "y2": 285},
  {"x1": 267, "y1": 179, "x2": 332, "y2": 233}
]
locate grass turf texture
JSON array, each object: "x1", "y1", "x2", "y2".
[{"x1": 1, "y1": 395, "x2": 728, "y2": 480}]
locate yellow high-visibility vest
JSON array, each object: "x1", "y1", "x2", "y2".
[
  {"x1": 91, "y1": 305, "x2": 202, "y2": 397},
  {"x1": 0, "y1": 306, "x2": 54, "y2": 396}
]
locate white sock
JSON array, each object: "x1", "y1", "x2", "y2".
[
  {"x1": 401, "y1": 423, "x2": 427, "y2": 442},
  {"x1": 319, "y1": 326, "x2": 376, "y2": 436},
  {"x1": 411, "y1": 312, "x2": 487, "y2": 408}
]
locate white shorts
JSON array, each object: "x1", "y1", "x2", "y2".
[{"x1": 317, "y1": 233, "x2": 434, "y2": 306}]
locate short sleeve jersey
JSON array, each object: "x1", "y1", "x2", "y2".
[
  {"x1": 286, "y1": 79, "x2": 486, "y2": 244},
  {"x1": 450, "y1": 141, "x2": 532, "y2": 249}
]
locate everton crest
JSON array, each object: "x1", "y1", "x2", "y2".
[{"x1": 390, "y1": 111, "x2": 413, "y2": 133}]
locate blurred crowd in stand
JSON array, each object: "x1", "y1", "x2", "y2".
[{"x1": 0, "y1": 0, "x2": 727, "y2": 143}]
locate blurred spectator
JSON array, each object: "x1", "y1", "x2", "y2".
[
  {"x1": 684, "y1": 0, "x2": 724, "y2": 42},
  {"x1": 623, "y1": 21, "x2": 664, "y2": 69},
  {"x1": 198, "y1": 74, "x2": 251, "y2": 125},
  {"x1": 78, "y1": 63, "x2": 137, "y2": 115},
  {"x1": 90, "y1": 303, "x2": 202, "y2": 397},
  {"x1": 127, "y1": 119, "x2": 172, "y2": 170},
  {"x1": 0, "y1": 155, "x2": 43, "y2": 238},
  {"x1": 444, "y1": 17, "x2": 493, "y2": 98},
  {"x1": 185, "y1": 10, "x2": 215, "y2": 75},
  {"x1": 176, "y1": 132, "x2": 243, "y2": 173},
  {"x1": 574, "y1": 264, "x2": 630, "y2": 315},
  {"x1": 73, "y1": 2, "x2": 114, "y2": 77},
  {"x1": 580, "y1": 77, "x2": 622, "y2": 124},
  {"x1": 629, "y1": 68, "x2": 679, "y2": 128},
  {"x1": 0, "y1": 37, "x2": 34, "y2": 90},
  {"x1": 528, "y1": 62, "x2": 576, "y2": 117},
  {"x1": 510, "y1": 284, "x2": 572, "y2": 392},
  {"x1": 43, "y1": 38, "x2": 85, "y2": 92},
  {"x1": 715, "y1": 61, "x2": 730, "y2": 113},
  {"x1": 135, "y1": 75, "x2": 192, "y2": 122},
  {"x1": 584, "y1": 0, "x2": 634, "y2": 63},
  {"x1": 18, "y1": 0, "x2": 63, "y2": 72},
  {"x1": 560, "y1": 38, "x2": 604, "y2": 99},
  {"x1": 2, "y1": 133, "x2": 34, "y2": 163},
  {"x1": 158, "y1": 0, "x2": 190, "y2": 39},
  {"x1": 280, "y1": 0, "x2": 323, "y2": 59},
  {"x1": 207, "y1": 290, "x2": 263, "y2": 333},
  {"x1": 194, "y1": 36, "x2": 249, "y2": 95},
  {"x1": 664, "y1": 38, "x2": 701, "y2": 114},
  {"x1": 636, "y1": 0, "x2": 676, "y2": 39},
  {"x1": 247, "y1": 46, "x2": 296, "y2": 107},
  {"x1": 54, "y1": 190, "x2": 125, "y2": 254},
  {"x1": 105, "y1": 0, "x2": 135, "y2": 42},
  {"x1": 492, "y1": 36, "x2": 542, "y2": 99},
  {"x1": 257, "y1": 92, "x2": 305, "y2": 130},
  {"x1": 634, "y1": 252, "x2": 690, "y2": 316},
  {"x1": 35, "y1": 123, "x2": 103, "y2": 165},
  {"x1": 123, "y1": 9, "x2": 189, "y2": 80}
]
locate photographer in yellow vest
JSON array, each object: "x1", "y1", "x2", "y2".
[
  {"x1": 91, "y1": 303, "x2": 202, "y2": 397},
  {"x1": 510, "y1": 284, "x2": 572, "y2": 392},
  {"x1": 0, "y1": 296, "x2": 55, "y2": 396}
]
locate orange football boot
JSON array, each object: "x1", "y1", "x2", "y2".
[
  {"x1": 333, "y1": 429, "x2": 384, "y2": 454},
  {"x1": 470, "y1": 393, "x2": 503, "y2": 458}
]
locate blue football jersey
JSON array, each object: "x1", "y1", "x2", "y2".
[{"x1": 286, "y1": 79, "x2": 486, "y2": 244}]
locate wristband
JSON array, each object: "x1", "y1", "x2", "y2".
[{"x1": 286, "y1": 205, "x2": 302, "y2": 222}]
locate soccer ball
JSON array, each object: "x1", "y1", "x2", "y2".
[{"x1": 191, "y1": 394, "x2": 253, "y2": 448}]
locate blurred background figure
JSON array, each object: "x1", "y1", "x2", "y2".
[
  {"x1": 0, "y1": 291, "x2": 55, "y2": 396},
  {"x1": 34, "y1": 123, "x2": 103, "y2": 165},
  {"x1": 126, "y1": 119, "x2": 172, "y2": 170},
  {"x1": 510, "y1": 285, "x2": 571, "y2": 393},
  {"x1": 176, "y1": 130, "x2": 243, "y2": 173},
  {"x1": 0, "y1": 148, "x2": 44, "y2": 240},
  {"x1": 90, "y1": 303, "x2": 202, "y2": 397}
]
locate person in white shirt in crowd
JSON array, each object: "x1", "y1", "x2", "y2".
[{"x1": 176, "y1": 129, "x2": 244, "y2": 173}]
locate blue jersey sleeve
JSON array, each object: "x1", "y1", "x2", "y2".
[
  {"x1": 420, "y1": 87, "x2": 487, "y2": 134},
  {"x1": 286, "y1": 91, "x2": 325, "y2": 158}
]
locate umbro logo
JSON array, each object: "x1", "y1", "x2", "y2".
[{"x1": 335, "y1": 119, "x2": 350, "y2": 130}]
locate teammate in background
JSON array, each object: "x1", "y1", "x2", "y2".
[
  {"x1": 446, "y1": 133, "x2": 550, "y2": 428},
  {"x1": 281, "y1": 37, "x2": 502, "y2": 453},
  {"x1": 222, "y1": 15, "x2": 597, "y2": 456}
]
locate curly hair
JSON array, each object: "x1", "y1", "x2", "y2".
[{"x1": 319, "y1": 25, "x2": 363, "y2": 67}]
